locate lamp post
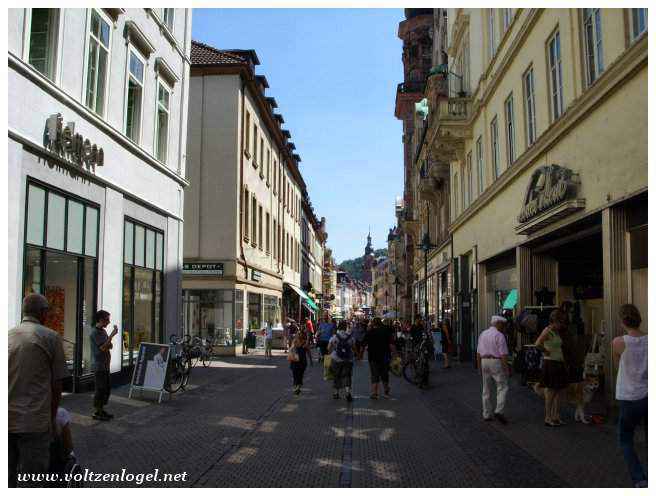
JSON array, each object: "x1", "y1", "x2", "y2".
[
  {"x1": 385, "y1": 290, "x2": 389, "y2": 313},
  {"x1": 417, "y1": 205, "x2": 437, "y2": 329}
]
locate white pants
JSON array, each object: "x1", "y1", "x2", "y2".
[{"x1": 481, "y1": 358, "x2": 509, "y2": 418}]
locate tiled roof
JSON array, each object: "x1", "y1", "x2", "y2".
[{"x1": 191, "y1": 40, "x2": 249, "y2": 66}]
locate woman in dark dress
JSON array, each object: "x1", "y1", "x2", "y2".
[
  {"x1": 440, "y1": 320, "x2": 453, "y2": 368},
  {"x1": 290, "y1": 330, "x2": 310, "y2": 395}
]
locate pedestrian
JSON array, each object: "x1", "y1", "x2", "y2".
[
  {"x1": 364, "y1": 318, "x2": 396, "y2": 399},
  {"x1": 612, "y1": 304, "x2": 647, "y2": 488},
  {"x1": 289, "y1": 330, "x2": 311, "y2": 395},
  {"x1": 440, "y1": 320, "x2": 453, "y2": 369},
  {"x1": 9, "y1": 294, "x2": 68, "y2": 487},
  {"x1": 264, "y1": 320, "x2": 273, "y2": 358},
  {"x1": 317, "y1": 313, "x2": 335, "y2": 360},
  {"x1": 328, "y1": 320, "x2": 356, "y2": 402},
  {"x1": 89, "y1": 310, "x2": 119, "y2": 421},
  {"x1": 476, "y1": 315, "x2": 510, "y2": 424},
  {"x1": 352, "y1": 319, "x2": 367, "y2": 361},
  {"x1": 534, "y1": 309, "x2": 569, "y2": 427}
]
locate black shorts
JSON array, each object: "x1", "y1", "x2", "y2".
[{"x1": 369, "y1": 360, "x2": 390, "y2": 384}]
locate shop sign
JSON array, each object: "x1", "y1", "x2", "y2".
[
  {"x1": 183, "y1": 262, "x2": 224, "y2": 276},
  {"x1": 251, "y1": 269, "x2": 262, "y2": 282},
  {"x1": 518, "y1": 165, "x2": 579, "y2": 224},
  {"x1": 44, "y1": 114, "x2": 104, "y2": 170}
]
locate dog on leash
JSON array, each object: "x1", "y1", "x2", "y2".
[{"x1": 532, "y1": 376, "x2": 600, "y2": 423}]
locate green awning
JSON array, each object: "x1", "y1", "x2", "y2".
[
  {"x1": 502, "y1": 289, "x2": 518, "y2": 310},
  {"x1": 305, "y1": 298, "x2": 319, "y2": 312}
]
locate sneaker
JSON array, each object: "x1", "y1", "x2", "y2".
[
  {"x1": 346, "y1": 393, "x2": 353, "y2": 403},
  {"x1": 370, "y1": 393, "x2": 378, "y2": 400},
  {"x1": 483, "y1": 416, "x2": 493, "y2": 422},
  {"x1": 494, "y1": 413, "x2": 508, "y2": 425},
  {"x1": 383, "y1": 390, "x2": 391, "y2": 399}
]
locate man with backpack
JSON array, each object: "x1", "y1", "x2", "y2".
[{"x1": 328, "y1": 321, "x2": 356, "y2": 402}]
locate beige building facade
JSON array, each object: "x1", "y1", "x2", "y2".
[
  {"x1": 184, "y1": 41, "x2": 320, "y2": 354},
  {"x1": 434, "y1": 8, "x2": 648, "y2": 396}
]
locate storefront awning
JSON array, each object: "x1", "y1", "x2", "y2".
[
  {"x1": 305, "y1": 298, "x2": 319, "y2": 312},
  {"x1": 285, "y1": 283, "x2": 310, "y2": 301},
  {"x1": 502, "y1": 289, "x2": 518, "y2": 310},
  {"x1": 285, "y1": 283, "x2": 319, "y2": 312}
]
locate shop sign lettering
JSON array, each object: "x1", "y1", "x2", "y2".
[
  {"x1": 183, "y1": 262, "x2": 224, "y2": 276},
  {"x1": 251, "y1": 270, "x2": 262, "y2": 282},
  {"x1": 518, "y1": 164, "x2": 579, "y2": 224},
  {"x1": 44, "y1": 114, "x2": 104, "y2": 170}
]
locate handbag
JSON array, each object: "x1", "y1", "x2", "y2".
[
  {"x1": 584, "y1": 332, "x2": 604, "y2": 376},
  {"x1": 323, "y1": 355, "x2": 334, "y2": 380},
  {"x1": 390, "y1": 356, "x2": 402, "y2": 377},
  {"x1": 287, "y1": 347, "x2": 299, "y2": 363}
]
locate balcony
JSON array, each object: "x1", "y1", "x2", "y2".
[
  {"x1": 427, "y1": 96, "x2": 472, "y2": 163},
  {"x1": 418, "y1": 161, "x2": 448, "y2": 205}
]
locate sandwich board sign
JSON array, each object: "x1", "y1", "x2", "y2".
[{"x1": 128, "y1": 342, "x2": 171, "y2": 403}]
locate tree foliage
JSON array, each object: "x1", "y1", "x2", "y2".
[{"x1": 338, "y1": 248, "x2": 388, "y2": 281}]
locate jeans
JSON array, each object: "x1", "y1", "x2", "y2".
[
  {"x1": 618, "y1": 397, "x2": 648, "y2": 484},
  {"x1": 331, "y1": 360, "x2": 353, "y2": 390},
  {"x1": 94, "y1": 370, "x2": 111, "y2": 412},
  {"x1": 481, "y1": 358, "x2": 509, "y2": 418},
  {"x1": 8, "y1": 431, "x2": 51, "y2": 487}
]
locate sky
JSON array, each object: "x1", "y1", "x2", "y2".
[{"x1": 192, "y1": 9, "x2": 405, "y2": 263}]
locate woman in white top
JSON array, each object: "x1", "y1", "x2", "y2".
[{"x1": 612, "y1": 304, "x2": 647, "y2": 488}]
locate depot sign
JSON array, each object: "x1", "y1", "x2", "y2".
[{"x1": 44, "y1": 113, "x2": 104, "y2": 170}]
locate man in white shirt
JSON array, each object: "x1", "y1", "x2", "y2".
[{"x1": 476, "y1": 315, "x2": 510, "y2": 424}]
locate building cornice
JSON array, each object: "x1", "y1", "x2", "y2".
[
  {"x1": 9, "y1": 52, "x2": 189, "y2": 188},
  {"x1": 449, "y1": 33, "x2": 647, "y2": 234}
]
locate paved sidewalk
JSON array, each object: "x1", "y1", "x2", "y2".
[{"x1": 61, "y1": 351, "x2": 646, "y2": 487}]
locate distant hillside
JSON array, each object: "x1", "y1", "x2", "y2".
[{"x1": 338, "y1": 248, "x2": 388, "y2": 281}]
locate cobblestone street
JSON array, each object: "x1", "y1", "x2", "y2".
[{"x1": 61, "y1": 351, "x2": 646, "y2": 488}]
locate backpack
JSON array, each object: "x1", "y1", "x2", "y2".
[{"x1": 335, "y1": 333, "x2": 353, "y2": 361}]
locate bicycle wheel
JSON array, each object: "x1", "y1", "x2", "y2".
[
  {"x1": 182, "y1": 357, "x2": 192, "y2": 387},
  {"x1": 165, "y1": 360, "x2": 185, "y2": 393},
  {"x1": 403, "y1": 361, "x2": 418, "y2": 385}
]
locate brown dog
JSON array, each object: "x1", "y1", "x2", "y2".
[{"x1": 533, "y1": 376, "x2": 600, "y2": 423}]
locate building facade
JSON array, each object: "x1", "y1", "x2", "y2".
[
  {"x1": 184, "y1": 40, "x2": 323, "y2": 353},
  {"x1": 418, "y1": 8, "x2": 647, "y2": 398},
  {"x1": 8, "y1": 8, "x2": 192, "y2": 390}
]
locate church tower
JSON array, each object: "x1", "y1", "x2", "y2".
[{"x1": 362, "y1": 229, "x2": 375, "y2": 284}]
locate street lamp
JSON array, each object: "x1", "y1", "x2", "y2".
[
  {"x1": 417, "y1": 204, "x2": 437, "y2": 329},
  {"x1": 385, "y1": 290, "x2": 389, "y2": 313}
]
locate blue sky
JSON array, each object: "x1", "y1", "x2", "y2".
[{"x1": 192, "y1": 9, "x2": 404, "y2": 263}]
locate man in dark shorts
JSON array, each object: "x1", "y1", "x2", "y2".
[
  {"x1": 364, "y1": 318, "x2": 396, "y2": 399},
  {"x1": 89, "y1": 310, "x2": 118, "y2": 421}
]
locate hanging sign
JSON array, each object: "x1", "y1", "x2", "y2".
[
  {"x1": 251, "y1": 269, "x2": 262, "y2": 282},
  {"x1": 44, "y1": 114, "x2": 104, "y2": 170}
]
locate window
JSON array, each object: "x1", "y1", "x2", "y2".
[
  {"x1": 476, "y1": 136, "x2": 484, "y2": 194},
  {"x1": 460, "y1": 167, "x2": 466, "y2": 212},
  {"x1": 244, "y1": 112, "x2": 251, "y2": 156},
  {"x1": 631, "y1": 9, "x2": 647, "y2": 39},
  {"x1": 265, "y1": 212, "x2": 270, "y2": 254},
  {"x1": 466, "y1": 152, "x2": 473, "y2": 207},
  {"x1": 547, "y1": 31, "x2": 564, "y2": 121},
  {"x1": 183, "y1": 290, "x2": 234, "y2": 346},
  {"x1": 583, "y1": 9, "x2": 604, "y2": 85},
  {"x1": 251, "y1": 196, "x2": 257, "y2": 247},
  {"x1": 253, "y1": 126, "x2": 258, "y2": 166},
  {"x1": 125, "y1": 49, "x2": 145, "y2": 142},
  {"x1": 243, "y1": 187, "x2": 249, "y2": 241},
  {"x1": 453, "y1": 173, "x2": 459, "y2": 216},
  {"x1": 24, "y1": 183, "x2": 99, "y2": 378},
  {"x1": 27, "y1": 9, "x2": 59, "y2": 80},
  {"x1": 505, "y1": 93, "x2": 516, "y2": 165},
  {"x1": 266, "y1": 149, "x2": 271, "y2": 185},
  {"x1": 523, "y1": 67, "x2": 537, "y2": 146},
  {"x1": 488, "y1": 9, "x2": 497, "y2": 59},
  {"x1": 155, "y1": 81, "x2": 170, "y2": 163},
  {"x1": 85, "y1": 9, "x2": 111, "y2": 116},
  {"x1": 502, "y1": 9, "x2": 512, "y2": 32},
  {"x1": 258, "y1": 205, "x2": 263, "y2": 250},
  {"x1": 259, "y1": 138, "x2": 264, "y2": 176},
  {"x1": 273, "y1": 218, "x2": 277, "y2": 258},
  {"x1": 490, "y1": 117, "x2": 500, "y2": 179},
  {"x1": 122, "y1": 220, "x2": 165, "y2": 367},
  {"x1": 273, "y1": 160, "x2": 277, "y2": 194},
  {"x1": 163, "y1": 8, "x2": 174, "y2": 32}
]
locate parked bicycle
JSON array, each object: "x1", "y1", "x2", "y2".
[
  {"x1": 403, "y1": 329, "x2": 434, "y2": 388},
  {"x1": 165, "y1": 334, "x2": 192, "y2": 393},
  {"x1": 190, "y1": 335, "x2": 215, "y2": 367}
]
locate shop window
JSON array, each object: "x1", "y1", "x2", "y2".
[
  {"x1": 122, "y1": 219, "x2": 165, "y2": 368},
  {"x1": 27, "y1": 8, "x2": 59, "y2": 80},
  {"x1": 23, "y1": 182, "x2": 98, "y2": 379},
  {"x1": 248, "y1": 292, "x2": 262, "y2": 331},
  {"x1": 183, "y1": 290, "x2": 235, "y2": 346},
  {"x1": 235, "y1": 290, "x2": 244, "y2": 344},
  {"x1": 85, "y1": 9, "x2": 111, "y2": 117}
]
